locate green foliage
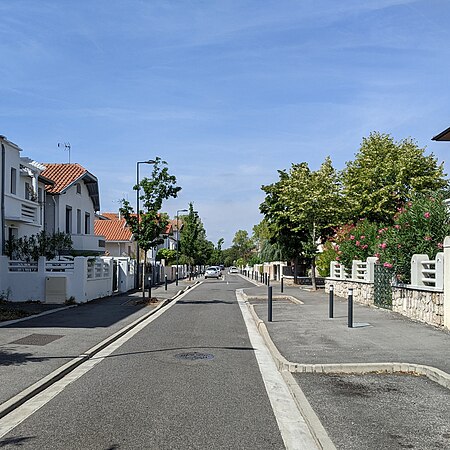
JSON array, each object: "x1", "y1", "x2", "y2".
[
  {"x1": 316, "y1": 241, "x2": 338, "y2": 277},
  {"x1": 156, "y1": 248, "x2": 177, "y2": 265},
  {"x1": 377, "y1": 192, "x2": 450, "y2": 283},
  {"x1": 335, "y1": 220, "x2": 380, "y2": 268},
  {"x1": 5, "y1": 231, "x2": 73, "y2": 261},
  {"x1": 231, "y1": 230, "x2": 254, "y2": 264},
  {"x1": 119, "y1": 157, "x2": 181, "y2": 254},
  {"x1": 342, "y1": 132, "x2": 448, "y2": 224}
]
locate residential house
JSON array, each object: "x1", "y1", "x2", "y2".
[
  {"x1": 94, "y1": 213, "x2": 136, "y2": 257},
  {"x1": 0, "y1": 135, "x2": 54, "y2": 253},
  {"x1": 432, "y1": 126, "x2": 450, "y2": 142},
  {"x1": 41, "y1": 163, "x2": 105, "y2": 255}
]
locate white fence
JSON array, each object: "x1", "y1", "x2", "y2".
[
  {"x1": 0, "y1": 255, "x2": 130, "y2": 304},
  {"x1": 329, "y1": 254, "x2": 443, "y2": 290}
]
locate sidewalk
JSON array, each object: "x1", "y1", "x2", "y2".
[
  {"x1": 242, "y1": 279, "x2": 450, "y2": 375},
  {"x1": 0, "y1": 279, "x2": 194, "y2": 408}
]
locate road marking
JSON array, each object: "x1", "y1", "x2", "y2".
[
  {"x1": 0, "y1": 287, "x2": 196, "y2": 438},
  {"x1": 236, "y1": 289, "x2": 319, "y2": 450}
]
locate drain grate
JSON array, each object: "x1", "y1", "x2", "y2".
[
  {"x1": 175, "y1": 352, "x2": 214, "y2": 361},
  {"x1": 10, "y1": 334, "x2": 64, "y2": 346}
]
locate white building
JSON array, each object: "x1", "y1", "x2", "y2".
[
  {"x1": 41, "y1": 163, "x2": 105, "y2": 255},
  {"x1": 0, "y1": 135, "x2": 53, "y2": 253}
]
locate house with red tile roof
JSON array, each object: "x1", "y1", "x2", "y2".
[
  {"x1": 94, "y1": 213, "x2": 135, "y2": 257},
  {"x1": 41, "y1": 163, "x2": 105, "y2": 255}
]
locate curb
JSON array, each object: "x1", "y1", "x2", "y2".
[
  {"x1": 245, "y1": 294, "x2": 450, "y2": 391},
  {"x1": 0, "y1": 282, "x2": 199, "y2": 420}
]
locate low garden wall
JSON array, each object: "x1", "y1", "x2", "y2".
[{"x1": 325, "y1": 278, "x2": 444, "y2": 328}]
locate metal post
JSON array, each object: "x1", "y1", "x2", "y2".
[
  {"x1": 329, "y1": 285, "x2": 334, "y2": 319},
  {"x1": 165, "y1": 274, "x2": 168, "y2": 291},
  {"x1": 268, "y1": 286, "x2": 273, "y2": 322},
  {"x1": 281, "y1": 276, "x2": 284, "y2": 293},
  {"x1": 348, "y1": 288, "x2": 353, "y2": 328},
  {"x1": 148, "y1": 276, "x2": 152, "y2": 300}
]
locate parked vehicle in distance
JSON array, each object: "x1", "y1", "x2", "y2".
[
  {"x1": 229, "y1": 266, "x2": 238, "y2": 274},
  {"x1": 205, "y1": 267, "x2": 221, "y2": 279}
]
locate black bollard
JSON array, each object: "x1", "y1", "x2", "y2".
[
  {"x1": 348, "y1": 288, "x2": 353, "y2": 328},
  {"x1": 268, "y1": 286, "x2": 273, "y2": 322},
  {"x1": 329, "y1": 285, "x2": 334, "y2": 319},
  {"x1": 281, "y1": 276, "x2": 284, "y2": 293},
  {"x1": 176, "y1": 270, "x2": 178, "y2": 286},
  {"x1": 148, "y1": 276, "x2": 152, "y2": 300},
  {"x1": 165, "y1": 274, "x2": 168, "y2": 291}
]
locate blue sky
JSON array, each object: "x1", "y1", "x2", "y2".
[{"x1": 1, "y1": 0, "x2": 450, "y2": 246}]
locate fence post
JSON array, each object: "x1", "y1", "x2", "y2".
[
  {"x1": 411, "y1": 254, "x2": 429, "y2": 287},
  {"x1": 366, "y1": 257, "x2": 378, "y2": 282},
  {"x1": 444, "y1": 237, "x2": 450, "y2": 329}
]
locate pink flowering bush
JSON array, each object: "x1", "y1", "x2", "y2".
[
  {"x1": 332, "y1": 219, "x2": 380, "y2": 269},
  {"x1": 377, "y1": 192, "x2": 450, "y2": 282}
]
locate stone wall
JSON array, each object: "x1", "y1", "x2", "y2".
[
  {"x1": 392, "y1": 286, "x2": 444, "y2": 328},
  {"x1": 325, "y1": 279, "x2": 374, "y2": 306},
  {"x1": 325, "y1": 278, "x2": 444, "y2": 328}
]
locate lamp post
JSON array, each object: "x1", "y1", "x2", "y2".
[
  {"x1": 175, "y1": 209, "x2": 188, "y2": 286},
  {"x1": 136, "y1": 160, "x2": 156, "y2": 296},
  {"x1": 176, "y1": 209, "x2": 188, "y2": 286}
]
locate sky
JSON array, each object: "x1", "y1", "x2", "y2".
[{"x1": 1, "y1": 0, "x2": 450, "y2": 247}]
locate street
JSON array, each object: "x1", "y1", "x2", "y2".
[{"x1": 0, "y1": 275, "x2": 315, "y2": 449}]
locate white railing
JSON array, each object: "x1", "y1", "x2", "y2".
[
  {"x1": 8, "y1": 260, "x2": 38, "y2": 272},
  {"x1": 46, "y1": 260, "x2": 74, "y2": 272},
  {"x1": 411, "y1": 253, "x2": 443, "y2": 290}
]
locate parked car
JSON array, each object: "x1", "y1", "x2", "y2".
[
  {"x1": 205, "y1": 267, "x2": 221, "y2": 279},
  {"x1": 229, "y1": 266, "x2": 238, "y2": 274}
]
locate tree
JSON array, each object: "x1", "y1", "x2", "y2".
[
  {"x1": 120, "y1": 157, "x2": 181, "y2": 294},
  {"x1": 342, "y1": 132, "x2": 448, "y2": 224},
  {"x1": 179, "y1": 203, "x2": 213, "y2": 276},
  {"x1": 284, "y1": 157, "x2": 343, "y2": 289},
  {"x1": 231, "y1": 230, "x2": 254, "y2": 265},
  {"x1": 260, "y1": 170, "x2": 307, "y2": 281}
]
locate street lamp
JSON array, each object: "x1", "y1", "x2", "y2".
[
  {"x1": 176, "y1": 209, "x2": 188, "y2": 286},
  {"x1": 136, "y1": 160, "x2": 156, "y2": 296}
]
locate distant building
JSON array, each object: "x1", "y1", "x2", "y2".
[{"x1": 94, "y1": 213, "x2": 135, "y2": 257}]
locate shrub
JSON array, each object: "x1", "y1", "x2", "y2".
[{"x1": 377, "y1": 192, "x2": 450, "y2": 283}]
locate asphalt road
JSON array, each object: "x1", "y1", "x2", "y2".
[{"x1": 0, "y1": 276, "x2": 287, "y2": 449}]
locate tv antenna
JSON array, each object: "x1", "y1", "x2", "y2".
[{"x1": 58, "y1": 142, "x2": 71, "y2": 163}]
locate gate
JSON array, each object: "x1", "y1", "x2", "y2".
[
  {"x1": 112, "y1": 259, "x2": 118, "y2": 291},
  {"x1": 373, "y1": 264, "x2": 393, "y2": 309}
]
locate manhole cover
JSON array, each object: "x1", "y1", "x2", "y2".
[
  {"x1": 175, "y1": 352, "x2": 214, "y2": 361},
  {"x1": 10, "y1": 334, "x2": 64, "y2": 346}
]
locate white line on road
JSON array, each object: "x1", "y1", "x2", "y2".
[
  {"x1": 0, "y1": 287, "x2": 197, "y2": 438},
  {"x1": 235, "y1": 289, "x2": 319, "y2": 450}
]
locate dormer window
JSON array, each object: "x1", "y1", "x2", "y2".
[{"x1": 76, "y1": 183, "x2": 81, "y2": 194}]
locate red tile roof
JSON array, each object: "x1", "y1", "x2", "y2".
[
  {"x1": 41, "y1": 163, "x2": 87, "y2": 194},
  {"x1": 94, "y1": 217, "x2": 133, "y2": 242}
]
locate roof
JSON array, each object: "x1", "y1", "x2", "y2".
[
  {"x1": 94, "y1": 217, "x2": 133, "y2": 242},
  {"x1": 41, "y1": 163, "x2": 100, "y2": 211},
  {"x1": 432, "y1": 126, "x2": 450, "y2": 141},
  {"x1": 95, "y1": 212, "x2": 172, "y2": 240}
]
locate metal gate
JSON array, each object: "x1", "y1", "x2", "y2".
[
  {"x1": 373, "y1": 264, "x2": 393, "y2": 309},
  {"x1": 112, "y1": 259, "x2": 118, "y2": 291}
]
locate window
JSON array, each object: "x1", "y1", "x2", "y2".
[
  {"x1": 76, "y1": 183, "x2": 81, "y2": 195},
  {"x1": 38, "y1": 187, "x2": 43, "y2": 203},
  {"x1": 25, "y1": 182, "x2": 30, "y2": 200},
  {"x1": 65, "y1": 207, "x2": 72, "y2": 234},
  {"x1": 85, "y1": 213, "x2": 91, "y2": 235},
  {"x1": 10, "y1": 168, "x2": 16, "y2": 194},
  {"x1": 77, "y1": 209, "x2": 82, "y2": 234},
  {"x1": 8, "y1": 227, "x2": 18, "y2": 241}
]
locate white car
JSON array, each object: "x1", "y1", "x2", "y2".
[
  {"x1": 228, "y1": 266, "x2": 239, "y2": 274},
  {"x1": 205, "y1": 267, "x2": 221, "y2": 279}
]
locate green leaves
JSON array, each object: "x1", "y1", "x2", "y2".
[{"x1": 120, "y1": 158, "x2": 180, "y2": 252}]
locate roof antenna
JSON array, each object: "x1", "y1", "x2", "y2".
[{"x1": 58, "y1": 142, "x2": 71, "y2": 163}]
